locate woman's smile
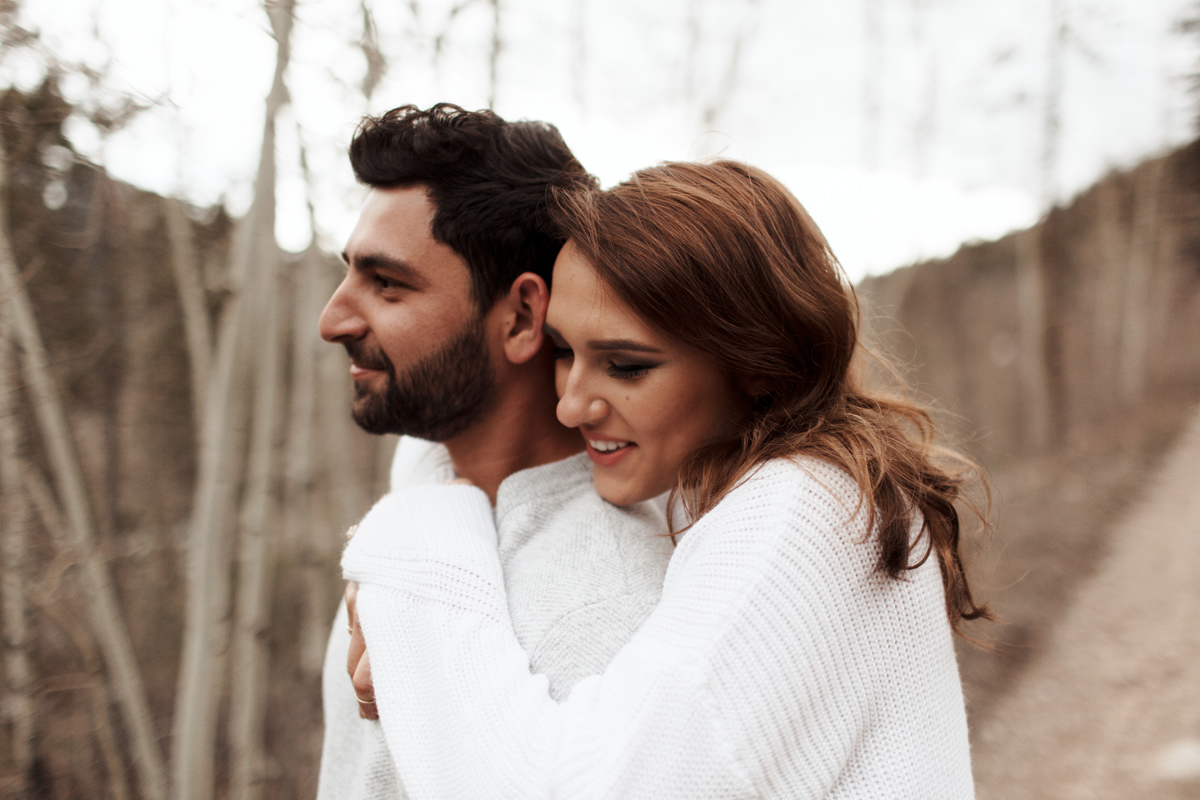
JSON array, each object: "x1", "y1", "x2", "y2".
[{"x1": 582, "y1": 434, "x2": 636, "y2": 466}]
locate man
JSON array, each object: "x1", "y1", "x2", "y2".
[{"x1": 315, "y1": 104, "x2": 672, "y2": 799}]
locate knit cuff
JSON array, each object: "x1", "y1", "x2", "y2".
[{"x1": 342, "y1": 485, "x2": 502, "y2": 595}]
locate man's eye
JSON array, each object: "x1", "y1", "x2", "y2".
[
  {"x1": 606, "y1": 362, "x2": 653, "y2": 380},
  {"x1": 374, "y1": 275, "x2": 408, "y2": 291},
  {"x1": 551, "y1": 346, "x2": 573, "y2": 360}
]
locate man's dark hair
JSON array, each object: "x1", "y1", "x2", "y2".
[{"x1": 349, "y1": 103, "x2": 592, "y2": 309}]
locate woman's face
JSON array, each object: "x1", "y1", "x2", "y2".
[{"x1": 545, "y1": 242, "x2": 743, "y2": 506}]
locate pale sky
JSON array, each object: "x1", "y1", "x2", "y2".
[{"x1": 8, "y1": 0, "x2": 1198, "y2": 280}]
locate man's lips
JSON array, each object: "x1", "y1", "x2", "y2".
[
  {"x1": 343, "y1": 342, "x2": 390, "y2": 378},
  {"x1": 349, "y1": 362, "x2": 386, "y2": 380}
]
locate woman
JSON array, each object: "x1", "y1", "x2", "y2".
[{"x1": 342, "y1": 160, "x2": 988, "y2": 798}]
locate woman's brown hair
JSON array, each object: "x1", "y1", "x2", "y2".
[{"x1": 551, "y1": 160, "x2": 990, "y2": 633}]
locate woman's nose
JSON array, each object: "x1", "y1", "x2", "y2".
[{"x1": 556, "y1": 368, "x2": 609, "y2": 429}]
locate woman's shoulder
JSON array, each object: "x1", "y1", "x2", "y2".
[
  {"x1": 672, "y1": 456, "x2": 877, "y2": 571},
  {"x1": 717, "y1": 456, "x2": 868, "y2": 528}
]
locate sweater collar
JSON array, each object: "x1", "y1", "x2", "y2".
[{"x1": 493, "y1": 452, "x2": 594, "y2": 527}]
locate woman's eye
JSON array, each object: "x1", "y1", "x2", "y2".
[
  {"x1": 605, "y1": 362, "x2": 653, "y2": 380},
  {"x1": 551, "y1": 345, "x2": 574, "y2": 361}
]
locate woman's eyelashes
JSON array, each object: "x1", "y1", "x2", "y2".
[
  {"x1": 605, "y1": 361, "x2": 656, "y2": 380},
  {"x1": 548, "y1": 335, "x2": 657, "y2": 379}
]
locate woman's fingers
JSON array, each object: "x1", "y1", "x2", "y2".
[
  {"x1": 346, "y1": 581, "x2": 364, "y2": 675},
  {"x1": 351, "y1": 649, "x2": 378, "y2": 720},
  {"x1": 345, "y1": 580, "x2": 377, "y2": 718}
]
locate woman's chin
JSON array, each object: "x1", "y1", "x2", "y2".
[{"x1": 593, "y1": 472, "x2": 670, "y2": 508}]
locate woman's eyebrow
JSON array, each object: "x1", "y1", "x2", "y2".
[
  {"x1": 586, "y1": 338, "x2": 663, "y2": 354},
  {"x1": 543, "y1": 323, "x2": 662, "y2": 354}
]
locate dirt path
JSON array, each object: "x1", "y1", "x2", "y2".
[{"x1": 973, "y1": 406, "x2": 1200, "y2": 799}]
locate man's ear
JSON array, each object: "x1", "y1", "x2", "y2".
[{"x1": 500, "y1": 272, "x2": 550, "y2": 365}]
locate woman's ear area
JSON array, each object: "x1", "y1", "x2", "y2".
[
  {"x1": 738, "y1": 372, "x2": 773, "y2": 407},
  {"x1": 499, "y1": 272, "x2": 551, "y2": 365}
]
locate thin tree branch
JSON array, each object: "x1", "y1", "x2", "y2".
[{"x1": 0, "y1": 121, "x2": 167, "y2": 800}]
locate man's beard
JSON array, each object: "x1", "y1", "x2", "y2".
[{"x1": 345, "y1": 316, "x2": 497, "y2": 441}]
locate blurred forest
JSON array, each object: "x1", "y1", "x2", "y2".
[{"x1": 1, "y1": 0, "x2": 1200, "y2": 799}]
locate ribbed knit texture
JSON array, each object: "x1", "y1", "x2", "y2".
[
  {"x1": 317, "y1": 439, "x2": 673, "y2": 800},
  {"x1": 344, "y1": 457, "x2": 975, "y2": 799}
]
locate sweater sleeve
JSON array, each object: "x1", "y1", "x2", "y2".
[{"x1": 343, "y1": 463, "x2": 961, "y2": 799}]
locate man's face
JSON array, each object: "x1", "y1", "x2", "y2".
[{"x1": 318, "y1": 186, "x2": 497, "y2": 441}]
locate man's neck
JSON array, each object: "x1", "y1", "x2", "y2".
[{"x1": 442, "y1": 383, "x2": 583, "y2": 504}]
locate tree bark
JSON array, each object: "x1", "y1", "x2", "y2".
[
  {"x1": 172, "y1": 3, "x2": 294, "y2": 798},
  {"x1": 20, "y1": 470, "x2": 132, "y2": 800},
  {"x1": 0, "y1": 131, "x2": 167, "y2": 800},
  {"x1": 287, "y1": 246, "x2": 325, "y2": 676},
  {"x1": 1015, "y1": 228, "x2": 1052, "y2": 451},
  {"x1": 164, "y1": 198, "x2": 212, "y2": 437},
  {"x1": 0, "y1": 293, "x2": 33, "y2": 799},
  {"x1": 487, "y1": 0, "x2": 501, "y2": 108},
  {"x1": 1119, "y1": 159, "x2": 1164, "y2": 406},
  {"x1": 228, "y1": 239, "x2": 283, "y2": 800}
]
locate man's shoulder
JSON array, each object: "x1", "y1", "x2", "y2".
[{"x1": 495, "y1": 453, "x2": 669, "y2": 554}]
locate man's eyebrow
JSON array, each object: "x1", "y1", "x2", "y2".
[{"x1": 344, "y1": 252, "x2": 423, "y2": 283}]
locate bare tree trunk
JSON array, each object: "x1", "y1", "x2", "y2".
[
  {"x1": 288, "y1": 247, "x2": 326, "y2": 676},
  {"x1": 289, "y1": 135, "x2": 330, "y2": 676},
  {"x1": 89, "y1": 680, "x2": 133, "y2": 800},
  {"x1": 863, "y1": 0, "x2": 883, "y2": 169},
  {"x1": 173, "y1": 3, "x2": 294, "y2": 799},
  {"x1": 1015, "y1": 228, "x2": 1052, "y2": 451},
  {"x1": 19, "y1": 467, "x2": 132, "y2": 800},
  {"x1": 1040, "y1": 0, "x2": 1066, "y2": 206},
  {"x1": 0, "y1": 300, "x2": 33, "y2": 799},
  {"x1": 701, "y1": 0, "x2": 759, "y2": 129},
  {"x1": 1119, "y1": 159, "x2": 1164, "y2": 406},
  {"x1": 164, "y1": 198, "x2": 212, "y2": 436},
  {"x1": 229, "y1": 243, "x2": 284, "y2": 800},
  {"x1": 1092, "y1": 181, "x2": 1127, "y2": 399},
  {"x1": 358, "y1": 0, "x2": 387, "y2": 101},
  {"x1": 487, "y1": 0, "x2": 501, "y2": 108},
  {"x1": 0, "y1": 132, "x2": 167, "y2": 800},
  {"x1": 170, "y1": 262, "x2": 251, "y2": 800}
]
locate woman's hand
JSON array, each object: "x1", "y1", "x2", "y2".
[
  {"x1": 346, "y1": 478, "x2": 472, "y2": 722},
  {"x1": 345, "y1": 581, "x2": 378, "y2": 720}
]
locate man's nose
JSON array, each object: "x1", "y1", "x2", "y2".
[
  {"x1": 556, "y1": 367, "x2": 609, "y2": 429},
  {"x1": 318, "y1": 274, "x2": 366, "y2": 343}
]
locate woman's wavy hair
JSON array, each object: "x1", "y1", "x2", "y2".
[{"x1": 550, "y1": 160, "x2": 990, "y2": 634}]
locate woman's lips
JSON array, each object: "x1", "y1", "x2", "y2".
[{"x1": 583, "y1": 437, "x2": 636, "y2": 467}]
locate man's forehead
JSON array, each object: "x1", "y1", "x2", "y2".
[
  {"x1": 343, "y1": 186, "x2": 473, "y2": 292},
  {"x1": 344, "y1": 187, "x2": 437, "y2": 260}
]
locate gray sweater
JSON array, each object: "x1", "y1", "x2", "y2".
[{"x1": 315, "y1": 440, "x2": 673, "y2": 800}]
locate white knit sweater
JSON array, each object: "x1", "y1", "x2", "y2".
[
  {"x1": 317, "y1": 441, "x2": 673, "y2": 800},
  {"x1": 343, "y1": 457, "x2": 975, "y2": 799}
]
